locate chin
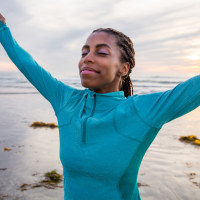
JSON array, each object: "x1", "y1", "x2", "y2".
[{"x1": 81, "y1": 79, "x2": 97, "y2": 89}]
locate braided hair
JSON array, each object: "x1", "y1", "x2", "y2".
[{"x1": 92, "y1": 28, "x2": 135, "y2": 97}]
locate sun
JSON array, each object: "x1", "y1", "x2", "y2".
[{"x1": 187, "y1": 53, "x2": 200, "y2": 61}]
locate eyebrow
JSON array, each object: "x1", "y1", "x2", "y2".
[{"x1": 82, "y1": 43, "x2": 111, "y2": 50}]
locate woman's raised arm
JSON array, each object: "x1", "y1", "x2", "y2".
[
  {"x1": 0, "y1": 13, "x2": 75, "y2": 113},
  {"x1": 133, "y1": 75, "x2": 200, "y2": 129}
]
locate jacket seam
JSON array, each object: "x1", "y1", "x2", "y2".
[
  {"x1": 131, "y1": 99, "x2": 159, "y2": 129},
  {"x1": 116, "y1": 126, "x2": 159, "y2": 200},
  {"x1": 55, "y1": 96, "x2": 71, "y2": 116},
  {"x1": 113, "y1": 108, "x2": 143, "y2": 143}
]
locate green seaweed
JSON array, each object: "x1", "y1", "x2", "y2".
[
  {"x1": 19, "y1": 170, "x2": 63, "y2": 191},
  {"x1": 44, "y1": 170, "x2": 63, "y2": 183}
]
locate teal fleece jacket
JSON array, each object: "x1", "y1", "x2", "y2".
[{"x1": 1, "y1": 22, "x2": 200, "y2": 200}]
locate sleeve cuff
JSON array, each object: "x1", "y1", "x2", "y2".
[{"x1": 0, "y1": 21, "x2": 7, "y2": 30}]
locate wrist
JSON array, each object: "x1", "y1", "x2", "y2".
[
  {"x1": 0, "y1": 21, "x2": 7, "y2": 32},
  {"x1": 0, "y1": 21, "x2": 6, "y2": 28}
]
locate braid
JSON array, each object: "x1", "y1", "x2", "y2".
[
  {"x1": 92, "y1": 28, "x2": 135, "y2": 97},
  {"x1": 122, "y1": 76, "x2": 133, "y2": 98}
]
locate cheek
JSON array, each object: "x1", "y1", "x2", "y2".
[
  {"x1": 108, "y1": 61, "x2": 121, "y2": 76},
  {"x1": 101, "y1": 66, "x2": 119, "y2": 81}
]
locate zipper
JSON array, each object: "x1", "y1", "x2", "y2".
[{"x1": 81, "y1": 94, "x2": 96, "y2": 143}]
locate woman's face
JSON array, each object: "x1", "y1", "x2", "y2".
[{"x1": 78, "y1": 32, "x2": 128, "y2": 93}]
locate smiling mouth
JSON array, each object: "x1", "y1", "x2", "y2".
[
  {"x1": 81, "y1": 67, "x2": 100, "y2": 74},
  {"x1": 81, "y1": 70, "x2": 99, "y2": 75}
]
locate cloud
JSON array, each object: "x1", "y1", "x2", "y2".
[{"x1": 0, "y1": 0, "x2": 199, "y2": 76}]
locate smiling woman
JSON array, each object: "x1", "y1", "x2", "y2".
[
  {"x1": 78, "y1": 29, "x2": 134, "y2": 95},
  {"x1": 0, "y1": 13, "x2": 200, "y2": 200}
]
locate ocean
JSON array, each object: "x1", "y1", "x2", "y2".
[{"x1": 0, "y1": 71, "x2": 199, "y2": 200}]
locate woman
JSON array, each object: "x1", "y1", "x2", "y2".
[{"x1": 0, "y1": 13, "x2": 200, "y2": 200}]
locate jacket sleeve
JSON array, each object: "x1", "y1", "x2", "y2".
[
  {"x1": 133, "y1": 75, "x2": 200, "y2": 128},
  {"x1": 0, "y1": 22, "x2": 75, "y2": 113}
]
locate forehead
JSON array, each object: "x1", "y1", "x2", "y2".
[{"x1": 85, "y1": 32, "x2": 117, "y2": 47}]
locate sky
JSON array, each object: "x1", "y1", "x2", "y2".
[{"x1": 0, "y1": 0, "x2": 200, "y2": 78}]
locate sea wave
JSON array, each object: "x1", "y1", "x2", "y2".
[{"x1": 0, "y1": 71, "x2": 189, "y2": 95}]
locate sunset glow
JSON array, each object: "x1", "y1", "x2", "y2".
[
  {"x1": 187, "y1": 53, "x2": 200, "y2": 61},
  {"x1": 0, "y1": 62, "x2": 16, "y2": 71},
  {"x1": 0, "y1": 0, "x2": 200, "y2": 76}
]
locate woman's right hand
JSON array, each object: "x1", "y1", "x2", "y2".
[{"x1": 0, "y1": 13, "x2": 6, "y2": 24}]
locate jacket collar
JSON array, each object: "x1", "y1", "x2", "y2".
[{"x1": 85, "y1": 88, "x2": 125, "y2": 98}]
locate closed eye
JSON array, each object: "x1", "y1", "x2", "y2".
[
  {"x1": 81, "y1": 51, "x2": 108, "y2": 57},
  {"x1": 81, "y1": 52, "x2": 88, "y2": 57},
  {"x1": 97, "y1": 52, "x2": 108, "y2": 56}
]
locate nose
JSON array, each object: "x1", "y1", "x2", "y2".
[{"x1": 84, "y1": 52, "x2": 95, "y2": 64}]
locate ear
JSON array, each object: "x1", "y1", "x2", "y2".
[{"x1": 120, "y1": 62, "x2": 130, "y2": 77}]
